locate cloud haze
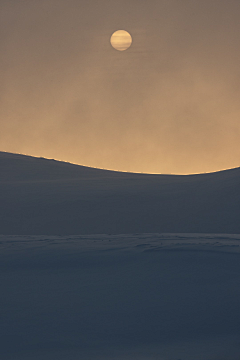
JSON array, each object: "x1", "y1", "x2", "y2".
[{"x1": 1, "y1": 0, "x2": 240, "y2": 174}]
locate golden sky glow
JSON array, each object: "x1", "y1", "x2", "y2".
[{"x1": 1, "y1": 0, "x2": 240, "y2": 174}]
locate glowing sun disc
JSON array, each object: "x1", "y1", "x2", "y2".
[{"x1": 110, "y1": 30, "x2": 132, "y2": 51}]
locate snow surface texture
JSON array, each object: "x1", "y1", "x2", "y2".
[
  {"x1": 0, "y1": 151, "x2": 240, "y2": 235},
  {"x1": 1, "y1": 233, "x2": 240, "y2": 360}
]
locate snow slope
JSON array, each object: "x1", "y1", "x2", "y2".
[
  {"x1": 0, "y1": 233, "x2": 240, "y2": 360},
  {"x1": 0, "y1": 151, "x2": 240, "y2": 234}
]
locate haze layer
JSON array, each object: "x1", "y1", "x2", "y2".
[{"x1": 1, "y1": 0, "x2": 240, "y2": 173}]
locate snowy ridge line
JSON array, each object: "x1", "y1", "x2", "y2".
[{"x1": 0, "y1": 233, "x2": 240, "y2": 254}]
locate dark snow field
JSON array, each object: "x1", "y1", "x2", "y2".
[
  {"x1": 1, "y1": 152, "x2": 240, "y2": 359},
  {"x1": 1, "y1": 233, "x2": 240, "y2": 360}
]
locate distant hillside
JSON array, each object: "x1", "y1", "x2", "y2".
[{"x1": 0, "y1": 151, "x2": 240, "y2": 234}]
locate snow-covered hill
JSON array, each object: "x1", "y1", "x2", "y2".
[{"x1": 0, "y1": 151, "x2": 240, "y2": 234}]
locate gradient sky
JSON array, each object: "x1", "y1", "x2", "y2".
[{"x1": 1, "y1": 0, "x2": 240, "y2": 174}]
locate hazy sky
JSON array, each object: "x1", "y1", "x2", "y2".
[{"x1": 1, "y1": 0, "x2": 240, "y2": 174}]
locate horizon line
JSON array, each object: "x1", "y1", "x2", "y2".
[{"x1": 0, "y1": 150, "x2": 239, "y2": 177}]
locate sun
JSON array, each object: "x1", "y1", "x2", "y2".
[{"x1": 110, "y1": 30, "x2": 132, "y2": 51}]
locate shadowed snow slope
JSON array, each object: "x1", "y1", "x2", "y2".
[
  {"x1": 0, "y1": 151, "x2": 240, "y2": 234},
  {"x1": 0, "y1": 234, "x2": 240, "y2": 360}
]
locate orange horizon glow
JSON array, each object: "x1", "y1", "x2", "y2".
[{"x1": 1, "y1": 0, "x2": 240, "y2": 175}]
